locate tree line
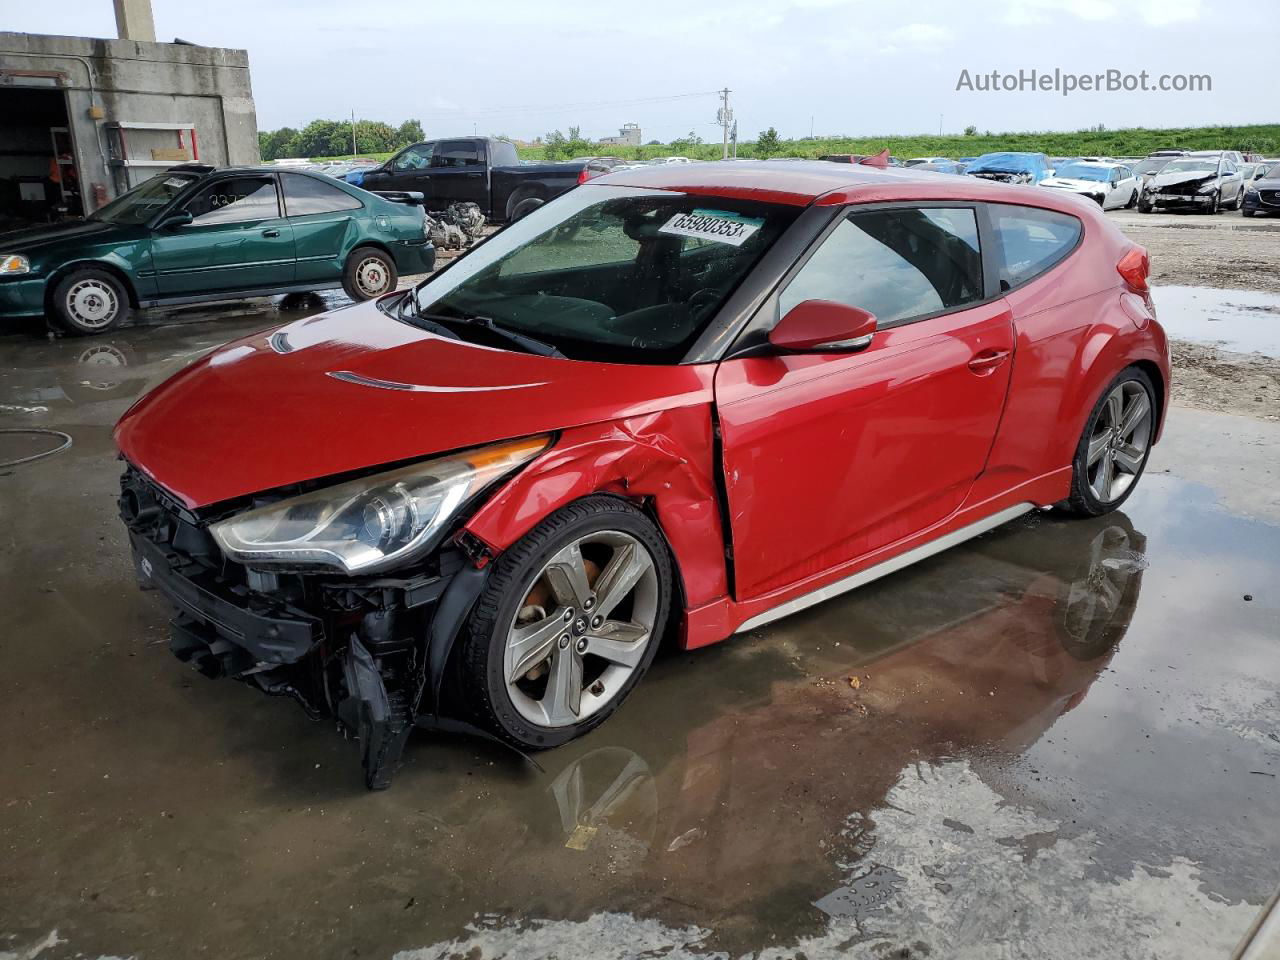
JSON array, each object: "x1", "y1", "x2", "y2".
[{"x1": 258, "y1": 118, "x2": 426, "y2": 161}]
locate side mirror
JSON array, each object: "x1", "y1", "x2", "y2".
[
  {"x1": 157, "y1": 210, "x2": 193, "y2": 230},
  {"x1": 769, "y1": 299, "x2": 878, "y2": 353}
]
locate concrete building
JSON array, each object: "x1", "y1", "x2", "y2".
[
  {"x1": 0, "y1": 4, "x2": 258, "y2": 226},
  {"x1": 599, "y1": 123, "x2": 641, "y2": 147}
]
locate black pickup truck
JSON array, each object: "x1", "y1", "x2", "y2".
[{"x1": 354, "y1": 137, "x2": 589, "y2": 223}]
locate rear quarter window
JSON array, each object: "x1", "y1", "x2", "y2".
[
  {"x1": 989, "y1": 204, "x2": 1082, "y2": 290},
  {"x1": 282, "y1": 174, "x2": 363, "y2": 215}
]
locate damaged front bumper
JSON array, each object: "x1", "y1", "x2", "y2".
[{"x1": 120, "y1": 465, "x2": 484, "y2": 789}]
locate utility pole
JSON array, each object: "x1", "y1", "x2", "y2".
[
  {"x1": 717, "y1": 88, "x2": 733, "y2": 160},
  {"x1": 939, "y1": 113, "x2": 944, "y2": 136},
  {"x1": 351, "y1": 109, "x2": 357, "y2": 157}
]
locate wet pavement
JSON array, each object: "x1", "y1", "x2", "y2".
[
  {"x1": 1153, "y1": 286, "x2": 1280, "y2": 357},
  {"x1": 1, "y1": 307, "x2": 1278, "y2": 960}
]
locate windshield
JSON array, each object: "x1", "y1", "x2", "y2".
[
  {"x1": 967, "y1": 152, "x2": 1041, "y2": 174},
  {"x1": 1134, "y1": 158, "x2": 1171, "y2": 175},
  {"x1": 91, "y1": 172, "x2": 200, "y2": 225},
  {"x1": 410, "y1": 185, "x2": 799, "y2": 363},
  {"x1": 1053, "y1": 164, "x2": 1111, "y2": 182},
  {"x1": 1162, "y1": 158, "x2": 1217, "y2": 175}
]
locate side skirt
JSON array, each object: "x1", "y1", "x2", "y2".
[
  {"x1": 138, "y1": 280, "x2": 343, "y2": 309},
  {"x1": 734, "y1": 502, "x2": 1035, "y2": 634}
]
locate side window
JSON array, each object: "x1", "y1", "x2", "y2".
[
  {"x1": 491, "y1": 141, "x2": 519, "y2": 166},
  {"x1": 780, "y1": 207, "x2": 983, "y2": 326},
  {"x1": 183, "y1": 176, "x2": 279, "y2": 225},
  {"x1": 989, "y1": 204, "x2": 1082, "y2": 290},
  {"x1": 392, "y1": 143, "x2": 434, "y2": 171},
  {"x1": 282, "y1": 174, "x2": 362, "y2": 216},
  {"x1": 433, "y1": 140, "x2": 484, "y2": 168}
]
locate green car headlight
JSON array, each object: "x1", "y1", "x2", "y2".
[
  {"x1": 211, "y1": 436, "x2": 549, "y2": 574},
  {"x1": 0, "y1": 254, "x2": 30, "y2": 275}
]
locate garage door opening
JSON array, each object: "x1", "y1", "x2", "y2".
[{"x1": 0, "y1": 86, "x2": 83, "y2": 230}]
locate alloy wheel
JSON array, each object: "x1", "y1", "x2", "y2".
[
  {"x1": 65, "y1": 279, "x2": 120, "y2": 329},
  {"x1": 1085, "y1": 382, "x2": 1152, "y2": 503},
  {"x1": 355, "y1": 256, "x2": 390, "y2": 296},
  {"x1": 504, "y1": 531, "x2": 659, "y2": 728}
]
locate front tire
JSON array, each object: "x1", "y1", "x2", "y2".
[
  {"x1": 341, "y1": 246, "x2": 397, "y2": 301},
  {"x1": 51, "y1": 268, "x2": 129, "y2": 335},
  {"x1": 458, "y1": 496, "x2": 673, "y2": 750},
  {"x1": 1062, "y1": 368, "x2": 1157, "y2": 517}
]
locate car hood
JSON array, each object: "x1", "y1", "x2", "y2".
[
  {"x1": 1149, "y1": 171, "x2": 1216, "y2": 189},
  {"x1": 0, "y1": 218, "x2": 129, "y2": 254},
  {"x1": 1040, "y1": 177, "x2": 1106, "y2": 191},
  {"x1": 114, "y1": 301, "x2": 716, "y2": 509},
  {"x1": 1251, "y1": 177, "x2": 1280, "y2": 190}
]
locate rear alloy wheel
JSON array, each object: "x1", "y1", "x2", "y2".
[
  {"x1": 1063, "y1": 369, "x2": 1156, "y2": 516},
  {"x1": 341, "y1": 246, "x2": 397, "y2": 301},
  {"x1": 51, "y1": 268, "x2": 129, "y2": 335},
  {"x1": 459, "y1": 496, "x2": 672, "y2": 750}
]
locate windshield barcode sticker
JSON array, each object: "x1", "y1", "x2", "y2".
[
  {"x1": 163, "y1": 177, "x2": 190, "y2": 188},
  {"x1": 659, "y1": 210, "x2": 763, "y2": 247}
]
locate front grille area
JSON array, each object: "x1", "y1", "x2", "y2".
[{"x1": 1261, "y1": 190, "x2": 1279, "y2": 207}]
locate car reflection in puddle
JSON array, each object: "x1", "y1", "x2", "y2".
[{"x1": 436, "y1": 513, "x2": 1150, "y2": 953}]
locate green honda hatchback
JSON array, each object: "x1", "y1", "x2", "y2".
[{"x1": 0, "y1": 165, "x2": 436, "y2": 335}]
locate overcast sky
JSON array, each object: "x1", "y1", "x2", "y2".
[{"x1": 6, "y1": 1, "x2": 1271, "y2": 142}]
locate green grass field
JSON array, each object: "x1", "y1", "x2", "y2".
[{"x1": 311, "y1": 122, "x2": 1279, "y2": 166}]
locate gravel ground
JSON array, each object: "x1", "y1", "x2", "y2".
[{"x1": 1107, "y1": 210, "x2": 1280, "y2": 420}]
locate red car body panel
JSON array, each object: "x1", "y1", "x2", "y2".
[
  {"x1": 113, "y1": 309, "x2": 715, "y2": 509},
  {"x1": 463, "y1": 409, "x2": 730, "y2": 612},
  {"x1": 115, "y1": 164, "x2": 1172, "y2": 656},
  {"x1": 714, "y1": 299, "x2": 1017, "y2": 598}
]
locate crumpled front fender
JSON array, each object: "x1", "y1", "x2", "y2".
[{"x1": 461, "y1": 406, "x2": 730, "y2": 629}]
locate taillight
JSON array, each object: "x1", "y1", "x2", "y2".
[
  {"x1": 1117, "y1": 246, "x2": 1150, "y2": 294},
  {"x1": 576, "y1": 166, "x2": 592, "y2": 184}
]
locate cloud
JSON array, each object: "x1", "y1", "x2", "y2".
[
  {"x1": 1136, "y1": 0, "x2": 1201, "y2": 24},
  {"x1": 886, "y1": 23, "x2": 954, "y2": 50},
  {"x1": 1002, "y1": 0, "x2": 1116, "y2": 24}
]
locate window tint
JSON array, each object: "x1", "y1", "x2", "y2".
[
  {"x1": 183, "y1": 176, "x2": 279, "y2": 225},
  {"x1": 433, "y1": 140, "x2": 484, "y2": 168},
  {"x1": 989, "y1": 205, "x2": 1082, "y2": 290},
  {"x1": 780, "y1": 207, "x2": 983, "y2": 325},
  {"x1": 282, "y1": 174, "x2": 362, "y2": 215},
  {"x1": 392, "y1": 143, "x2": 434, "y2": 171}
]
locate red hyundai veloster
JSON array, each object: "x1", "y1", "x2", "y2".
[{"x1": 115, "y1": 161, "x2": 1170, "y2": 787}]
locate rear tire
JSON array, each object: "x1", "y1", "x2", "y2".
[
  {"x1": 1062, "y1": 367, "x2": 1157, "y2": 517},
  {"x1": 341, "y1": 246, "x2": 397, "y2": 301},
  {"x1": 50, "y1": 268, "x2": 129, "y2": 336},
  {"x1": 510, "y1": 197, "x2": 544, "y2": 222},
  {"x1": 457, "y1": 496, "x2": 673, "y2": 751}
]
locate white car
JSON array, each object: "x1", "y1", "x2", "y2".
[{"x1": 1037, "y1": 160, "x2": 1140, "y2": 210}]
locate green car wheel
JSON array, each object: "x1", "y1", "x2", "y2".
[{"x1": 51, "y1": 268, "x2": 130, "y2": 336}]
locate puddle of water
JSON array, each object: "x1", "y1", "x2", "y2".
[
  {"x1": 0, "y1": 336, "x2": 1278, "y2": 959},
  {"x1": 1153, "y1": 285, "x2": 1280, "y2": 357}
]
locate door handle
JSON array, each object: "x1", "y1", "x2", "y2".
[
  {"x1": 968, "y1": 349, "x2": 1011, "y2": 375},
  {"x1": 262, "y1": 229, "x2": 281, "y2": 238}
]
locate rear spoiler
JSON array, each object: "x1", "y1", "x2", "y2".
[{"x1": 371, "y1": 191, "x2": 425, "y2": 206}]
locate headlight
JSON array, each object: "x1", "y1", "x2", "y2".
[
  {"x1": 0, "y1": 254, "x2": 30, "y2": 275},
  {"x1": 1246, "y1": 186, "x2": 1259, "y2": 196},
  {"x1": 211, "y1": 435, "x2": 549, "y2": 574},
  {"x1": 1197, "y1": 183, "x2": 1219, "y2": 194}
]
